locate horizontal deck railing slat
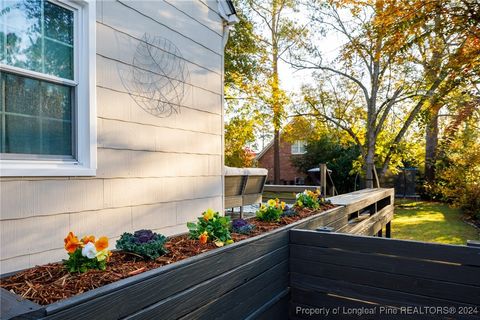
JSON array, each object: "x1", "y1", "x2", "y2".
[
  {"x1": 290, "y1": 229, "x2": 480, "y2": 266},
  {"x1": 290, "y1": 272, "x2": 479, "y2": 309},
  {"x1": 290, "y1": 244, "x2": 480, "y2": 297},
  {"x1": 290, "y1": 257, "x2": 480, "y2": 302}
]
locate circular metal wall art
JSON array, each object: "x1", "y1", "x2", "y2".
[{"x1": 119, "y1": 33, "x2": 190, "y2": 118}]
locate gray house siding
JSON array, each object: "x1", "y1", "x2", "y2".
[{"x1": 0, "y1": 0, "x2": 227, "y2": 273}]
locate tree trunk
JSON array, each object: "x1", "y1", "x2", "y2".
[
  {"x1": 273, "y1": 129, "x2": 280, "y2": 184},
  {"x1": 271, "y1": 2, "x2": 281, "y2": 184},
  {"x1": 425, "y1": 108, "x2": 440, "y2": 184},
  {"x1": 365, "y1": 100, "x2": 376, "y2": 189},
  {"x1": 365, "y1": 137, "x2": 376, "y2": 189},
  {"x1": 366, "y1": 31, "x2": 382, "y2": 188}
]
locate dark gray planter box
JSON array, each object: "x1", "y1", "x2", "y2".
[{"x1": 0, "y1": 206, "x2": 342, "y2": 320}]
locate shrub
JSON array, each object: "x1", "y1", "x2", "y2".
[
  {"x1": 232, "y1": 218, "x2": 255, "y2": 234},
  {"x1": 116, "y1": 229, "x2": 168, "y2": 260},
  {"x1": 458, "y1": 184, "x2": 480, "y2": 220},
  {"x1": 187, "y1": 209, "x2": 233, "y2": 247},
  {"x1": 424, "y1": 124, "x2": 480, "y2": 220},
  {"x1": 256, "y1": 199, "x2": 285, "y2": 222},
  {"x1": 63, "y1": 232, "x2": 111, "y2": 273}
]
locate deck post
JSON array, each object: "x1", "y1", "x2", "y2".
[
  {"x1": 320, "y1": 163, "x2": 327, "y2": 196},
  {"x1": 386, "y1": 222, "x2": 391, "y2": 238}
]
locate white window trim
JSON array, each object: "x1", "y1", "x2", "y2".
[
  {"x1": 0, "y1": 0, "x2": 96, "y2": 177},
  {"x1": 291, "y1": 140, "x2": 306, "y2": 155}
]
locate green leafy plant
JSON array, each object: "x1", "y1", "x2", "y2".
[
  {"x1": 116, "y1": 229, "x2": 168, "y2": 260},
  {"x1": 256, "y1": 199, "x2": 285, "y2": 222},
  {"x1": 63, "y1": 232, "x2": 110, "y2": 273},
  {"x1": 64, "y1": 248, "x2": 108, "y2": 273},
  {"x1": 187, "y1": 209, "x2": 233, "y2": 247},
  {"x1": 295, "y1": 189, "x2": 324, "y2": 209}
]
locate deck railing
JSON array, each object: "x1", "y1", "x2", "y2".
[
  {"x1": 295, "y1": 188, "x2": 395, "y2": 238},
  {"x1": 289, "y1": 229, "x2": 480, "y2": 319}
]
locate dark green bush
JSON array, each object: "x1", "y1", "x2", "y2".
[{"x1": 292, "y1": 136, "x2": 360, "y2": 194}]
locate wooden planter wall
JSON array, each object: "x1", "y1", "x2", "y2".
[
  {"x1": 1, "y1": 188, "x2": 396, "y2": 320},
  {"x1": 2, "y1": 207, "x2": 345, "y2": 320}
]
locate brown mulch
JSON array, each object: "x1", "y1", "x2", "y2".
[{"x1": 0, "y1": 204, "x2": 335, "y2": 305}]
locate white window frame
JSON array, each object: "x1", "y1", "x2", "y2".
[
  {"x1": 291, "y1": 140, "x2": 306, "y2": 155},
  {"x1": 0, "y1": 0, "x2": 96, "y2": 176}
]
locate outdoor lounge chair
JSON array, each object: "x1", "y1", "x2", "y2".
[{"x1": 224, "y1": 166, "x2": 268, "y2": 218}]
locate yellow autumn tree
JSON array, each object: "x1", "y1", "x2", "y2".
[{"x1": 291, "y1": 0, "x2": 479, "y2": 188}]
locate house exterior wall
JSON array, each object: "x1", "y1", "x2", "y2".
[
  {"x1": 0, "y1": 0, "x2": 226, "y2": 273},
  {"x1": 257, "y1": 138, "x2": 306, "y2": 185}
]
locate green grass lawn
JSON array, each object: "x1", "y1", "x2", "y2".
[{"x1": 393, "y1": 200, "x2": 480, "y2": 245}]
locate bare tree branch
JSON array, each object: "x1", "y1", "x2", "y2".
[
  {"x1": 380, "y1": 72, "x2": 448, "y2": 172},
  {"x1": 288, "y1": 58, "x2": 371, "y2": 104},
  {"x1": 374, "y1": 87, "x2": 403, "y2": 138},
  {"x1": 300, "y1": 99, "x2": 365, "y2": 156}
]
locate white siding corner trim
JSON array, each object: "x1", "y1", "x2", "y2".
[{"x1": 0, "y1": 0, "x2": 97, "y2": 177}]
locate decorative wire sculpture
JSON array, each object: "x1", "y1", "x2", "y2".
[{"x1": 119, "y1": 33, "x2": 190, "y2": 118}]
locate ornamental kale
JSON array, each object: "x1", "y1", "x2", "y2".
[
  {"x1": 232, "y1": 218, "x2": 255, "y2": 234},
  {"x1": 134, "y1": 229, "x2": 156, "y2": 244},
  {"x1": 187, "y1": 209, "x2": 233, "y2": 246},
  {"x1": 116, "y1": 229, "x2": 168, "y2": 260}
]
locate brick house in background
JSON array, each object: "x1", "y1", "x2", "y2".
[{"x1": 256, "y1": 137, "x2": 307, "y2": 185}]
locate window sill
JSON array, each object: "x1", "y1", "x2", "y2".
[{"x1": 0, "y1": 160, "x2": 96, "y2": 177}]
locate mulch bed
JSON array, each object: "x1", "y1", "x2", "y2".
[{"x1": 0, "y1": 204, "x2": 335, "y2": 305}]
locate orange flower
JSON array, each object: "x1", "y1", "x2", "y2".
[
  {"x1": 64, "y1": 232, "x2": 82, "y2": 253},
  {"x1": 199, "y1": 232, "x2": 208, "y2": 244},
  {"x1": 82, "y1": 235, "x2": 95, "y2": 244},
  {"x1": 95, "y1": 236, "x2": 109, "y2": 251}
]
